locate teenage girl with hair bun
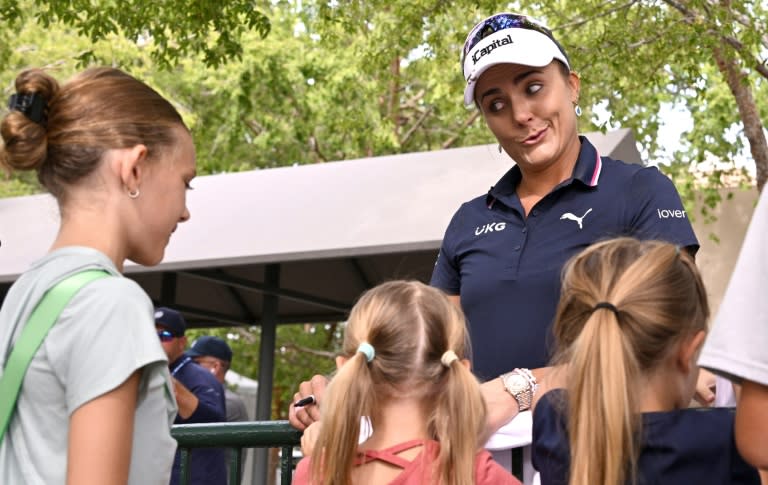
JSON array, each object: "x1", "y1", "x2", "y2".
[
  {"x1": 0, "y1": 67, "x2": 196, "y2": 484},
  {"x1": 532, "y1": 238, "x2": 759, "y2": 485},
  {"x1": 293, "y1": 280, "x2": 519, "y2": 485}
]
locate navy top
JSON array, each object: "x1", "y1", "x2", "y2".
[
  {"x1": 532, "y1": 389, "x2": 760, "y2": 485},
  {"x1": 169, "y1": 357, "x2": 227, "y2": 485},
  {"x1": 430, "y1": 137, "x2": 698, "y2": 379}
]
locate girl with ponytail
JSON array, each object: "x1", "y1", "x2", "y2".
[
  {"x1": 531, "y1": 238, "x2": 759, "y2": 485},
  {"x1": 292, "y1": 280, "x2": 519, "y2": 485}
]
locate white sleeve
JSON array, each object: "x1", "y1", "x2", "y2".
[{"x1": 699, "y1": 189, "x2": 768, "y2": 385}]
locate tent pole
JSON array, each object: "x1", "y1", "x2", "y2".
[{"x1": 253, "y1": 263, "x2": 280, "y2": 485}]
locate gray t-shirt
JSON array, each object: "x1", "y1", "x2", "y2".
[
  {"x1": 225, "y1": 388, "x2": 249, "y2": 423},
  {"x1": 699, "y1": 188, "x2": 768, "y2": 386},
  {"x1": 0, "y1": 247, "x2": 178, "y2": 484}
]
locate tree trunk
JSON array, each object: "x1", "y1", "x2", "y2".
[
  {"x1": 389, "y1": 56, "x2": 400, "y2": 139},
  {"x1": 713, "y1": 45, "x2": 768, "y2": 193}
]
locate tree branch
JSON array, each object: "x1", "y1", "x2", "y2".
[
  {"x1": 400, "y1": 106, "x2": 433, "y2": 147},
  {"x1": 442, "y1": 110, "x2": 481, "y2": 149},
  {"x1": 553, "y1": 0, "x2": 638, "y2": 31},
  {"x1": 283, "y1": 342, "x2": 336, "y2": 360},
  {"x1": 660, "y1": 0, "x2": 768, "y2": 81}
]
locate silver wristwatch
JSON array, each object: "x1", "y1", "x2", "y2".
[{"x1": 500, "y1": 368, "x2": 537, "y2": 412}]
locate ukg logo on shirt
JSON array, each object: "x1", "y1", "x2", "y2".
[{"x1": 475, "y1": 222, "x2": 507, "y2": 236}]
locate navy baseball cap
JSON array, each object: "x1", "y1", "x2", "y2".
[
  {"x1": 187, "y1": 335, "x2": 233, "y2": 363},
  {"x1": 154, "y1": 307, "x2": 187, "y2": 337}
]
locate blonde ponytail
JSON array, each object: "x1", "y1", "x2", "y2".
[{"x1": 566, "y1": 310, "x2": 639, "y2": 485}]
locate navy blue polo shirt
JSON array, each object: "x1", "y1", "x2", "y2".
[
  {"x1": 169, "y1": 356, "x2": 227, "y2": 485},
  {"x1": 532, "y1": 389, "x2": 760, "y2": 485},
  {"x1": 430, "y1": 137, "x2": 698, "y2": 379}
]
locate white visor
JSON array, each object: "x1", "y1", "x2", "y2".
[{"x1": 462, "y1": 28, "x2": 570, "y2": 107}]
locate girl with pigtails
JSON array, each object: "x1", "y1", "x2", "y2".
[
  {"x1": 292, "y1": 280, "x2": 519, "y2": 485},
  {"x1": 531, "y1": 238, "x2": 759, "y2": 485}
]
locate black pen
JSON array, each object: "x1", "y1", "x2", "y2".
[{"x1": 294, "y1": 395, "x2": 316, "y2": 407}]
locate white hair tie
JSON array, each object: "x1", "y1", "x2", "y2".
[{"x1": 441, "y1": 350, "x2": 459, "y2": 367}]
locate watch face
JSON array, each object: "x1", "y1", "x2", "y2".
[{"x1": 505, "y1": 373, "x2": 529, "y2": 393}]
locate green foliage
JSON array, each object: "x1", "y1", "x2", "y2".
[{"x1": 1, "y1": 0, "x2": 270, "y2": 68}]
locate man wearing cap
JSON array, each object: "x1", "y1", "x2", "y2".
[
  {"x1": 187, "y1": 336, "x2": 249, "y2": 423},
  {"x1": 188, "y1": 336, "x2": 249, "y2": 484},
  {"x1": 155, "y1": 307, "x2": 227, "y2": 485}
]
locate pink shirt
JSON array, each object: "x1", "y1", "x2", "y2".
[{"x1": 292, "y1": 439, "x2": 521, "y2": 484}]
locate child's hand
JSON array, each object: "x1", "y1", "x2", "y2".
[
  {"x1": 300, "y1": 421, "x2": 322, "y2": 457},
  {"x1": 289, "y1": 374, "x2": 329, "y2": 430},
  {"x1": 694, "y1": 368, "x2": 716, "y2": 406}
]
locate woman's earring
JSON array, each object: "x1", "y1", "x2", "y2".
[
  {"x1": 128, "y1": 188, "x2": 140, "y2": 199},
  {"x1": 498, "y1": 144, "x2": 503, "y2": 153},
  {"x1": 574, "y1": 105, "x2": 583, "y2": 117}
]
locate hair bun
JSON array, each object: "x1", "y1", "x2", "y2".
[{"x1": 1, "y1": 69, "x2": 59, "y2": 172}]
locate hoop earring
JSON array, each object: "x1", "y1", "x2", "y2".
[
  {"x1": 128, "y1": 189, "x2": 140, "y2": 199},
  {"x1": 574, "y1": 105, "x2": 583, "y2": 117}
]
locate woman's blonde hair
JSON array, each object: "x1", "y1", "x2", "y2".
[
  {"x1": 552, "y1": 238, "x2": 709, "y2": 485},
  {"x1": 1, "y1": 67, "x2": 186, "y2": 203},
  {"x1": 310, "y1": 280, "x2": 486, "y2": 485}
]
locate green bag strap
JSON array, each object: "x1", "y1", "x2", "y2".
[{"x1": 0, "y1": 269, "x2": 110, "y2": 442}]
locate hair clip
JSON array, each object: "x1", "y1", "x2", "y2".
[{"x1": 7, "y1": 93, "x2": 47, "y2": 124}]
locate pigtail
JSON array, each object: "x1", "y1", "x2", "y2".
[
  {"x1": 429, "y1": 357, "x2": 486, "y2": 485},
  {"x1": 310, "y1": 351, "x2": 375, "y2": 485}
]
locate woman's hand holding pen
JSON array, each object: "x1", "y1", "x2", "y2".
[{"x1": 289, "y1": 374, "x2": 329, "y2": 430}]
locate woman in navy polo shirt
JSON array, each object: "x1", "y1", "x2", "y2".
[{"x1": 429, "y1": 12, "x2": 699, "y2": 433}]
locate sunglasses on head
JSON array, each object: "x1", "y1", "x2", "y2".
[
  {"x1": 157, "y1": 330, "x2": 176, "y2": 342},
  {"x1": 461, "y1": 12, "x2": 560, "y2": 64}
]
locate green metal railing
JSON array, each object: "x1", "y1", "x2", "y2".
[
  {"x1": 171, "y1": 420, "x2": 302, "y2": 485},
  {"x1": 172, "y1": 420, "x2": 526, "y2": 484}
]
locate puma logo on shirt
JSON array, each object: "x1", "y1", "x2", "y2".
[{"x1": 560, "y1": 208, "x2": 593, "y2": 230}]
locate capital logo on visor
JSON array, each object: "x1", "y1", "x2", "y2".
[{"x1": 471, "y1": 34, "x2": 514, "y2": 67}]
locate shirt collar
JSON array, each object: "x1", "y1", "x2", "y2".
[{"x1": 486, "y1": 136, "x2": 603, "y2": 207}]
